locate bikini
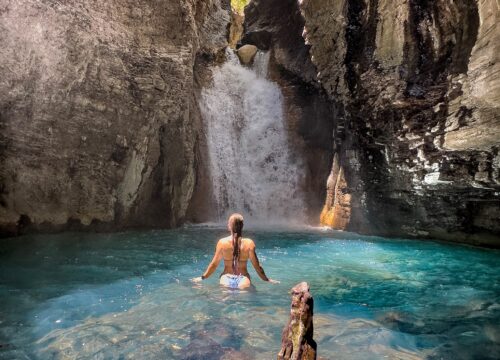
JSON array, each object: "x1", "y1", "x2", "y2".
[
  {"x1": 221, "y1": 239, "x2": 248, "y2": 288},
  {"x1": 225, "y1": 274, "x2": 246, "y2": 289}
]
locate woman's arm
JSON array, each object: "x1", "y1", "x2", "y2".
[
  {"x1": 201, "y1": 241, "x2": 223, "y2": 279},
  {"x1": 249, "y1": 241, "x2": 278, "y2": 283}
]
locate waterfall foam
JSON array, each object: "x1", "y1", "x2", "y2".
[{"x1": 199, "y1": 50, "x2": 305, "y2": 224}]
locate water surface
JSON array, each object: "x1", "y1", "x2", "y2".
[{"x1": 0, "y1": 226, "x2": 499, "y2": 359}]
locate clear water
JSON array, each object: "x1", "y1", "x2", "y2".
[{"x1": 0, "y1": 226, "x2": 499, "y2": 359}]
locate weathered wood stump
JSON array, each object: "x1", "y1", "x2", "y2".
[{"x1": 278, "y1": 282, "x2": 317, "y2": 360}]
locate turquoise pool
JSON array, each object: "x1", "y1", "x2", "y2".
[{"x1": 0, "y1": 226, "x2": 499, "y2": 359}]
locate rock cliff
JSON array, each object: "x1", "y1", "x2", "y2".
[
  {"x1": 0, "y1": 0, "x2": 229, "y2": 235},
  {"x1": 2, "y1": 0, "x2": 498, "y2": 245},
  {"x1": 244, "y1": 0, "x2": 500, "y2": 246}
]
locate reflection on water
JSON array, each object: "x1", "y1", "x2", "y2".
[{"x1": 0, "y1": 227, "x2": 499, "y2": 359}]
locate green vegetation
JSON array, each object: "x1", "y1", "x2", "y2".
[{"x1": 231, "y1": 0, "x2": 250, "y2": 14}]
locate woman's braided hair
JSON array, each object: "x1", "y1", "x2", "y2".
[{"x1": 228, "y1": 213, "x2": 244, "y2": 273}]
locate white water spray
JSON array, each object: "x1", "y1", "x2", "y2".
[{"x1": 199, "y1": 51, "x2": 305, "y2": 224}]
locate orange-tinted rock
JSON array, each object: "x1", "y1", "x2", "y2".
[
  {"x1": 320, "y1": 155, "x2": 351, "y2": 230},
  {"x1": 228, "y1": 10, "x2": 244, "y2": 49}
]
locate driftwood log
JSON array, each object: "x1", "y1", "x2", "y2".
[{"x1": 278, "y1": 282, "x2": 317, "y2": 360}]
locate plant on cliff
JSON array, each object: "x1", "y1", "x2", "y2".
[{"x1": 231, "y1": 0, "x2": 249, "y2": 14}]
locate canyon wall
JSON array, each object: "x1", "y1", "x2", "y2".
[
  {"x1": 0, "y1": 0, "x2": 229, "y2": 235},
  {"x1": 1, "y1": 0, "x2": 498, "y2": 245},
  {"x1": 244, "y1": 0, "x2": 500, "y2": 246}
]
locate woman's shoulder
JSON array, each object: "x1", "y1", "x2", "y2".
[
  {"x1": 242, "y1": 237, "x2": 256, "y2": 247},
  {"x1": 217, "y1": 236, "x2": 232, "y2": 246}
]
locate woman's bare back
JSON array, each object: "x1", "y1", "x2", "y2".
[
  {"x1": 194, "y1": 213, "x2": 278, "y2": 288},
  {"x1": 219, "y1": 236, "x2": 253, "y2": 277}
]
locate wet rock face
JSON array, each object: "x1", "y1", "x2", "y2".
[
  {"x1": 278, "y1": 282, "x2": 317, "y2": 360},
  {"x1": 246, "y1": 0, "x2": 500, "y2": 245},
  {"x1": 0, "y1": 0, "x2": 229, "y2": 235},
  {"x1": 266, "y1": 64, "x2": 334, "y2": 224},
  {"x1": 242, "y1": 0, "x2": 317, "y2": 83},
  {"x1": 301, "y1": 0, "x2": 500, "y2": 245}
]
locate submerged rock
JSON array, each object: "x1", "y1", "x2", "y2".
[
  {"x1": 180, "y1": 338, "x2": 226, "y2": 360},
  {"x1": 278, "y1": 282, "x2": 317, "y2": 360},
  {"x1": 181, "y1": 342, "x2": 250, "y2": 360}
]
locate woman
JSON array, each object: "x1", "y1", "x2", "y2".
[{"x1": 192, "y1": 213, "x2": 279, "y2": 289}]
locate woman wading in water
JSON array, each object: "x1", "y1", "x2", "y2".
[{"x1": 192, "y1": 213, "x2": 278, "y2": 289}]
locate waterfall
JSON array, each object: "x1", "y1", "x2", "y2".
[{"x1": 199, "y1": 50, "x2": 305, "y2": 224}]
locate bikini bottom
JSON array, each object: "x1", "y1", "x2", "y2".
[{"x1": 221, "y1": 274, "x2": 247, "y2": 289}]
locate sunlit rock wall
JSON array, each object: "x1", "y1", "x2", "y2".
[
  {"x1": 245, "y1": 0, "x2": 500, "y2": 246},
  {"x1": 0, "y1": 0, "x2": 229, "y2": 235}
]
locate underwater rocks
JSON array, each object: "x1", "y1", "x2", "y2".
[
  {"x1": 180, "y1": 337, "x2": 251, "y2": 360},
  {"x1": 244, "y1": 0, "x2": 500, "y2": 246},
  {"x1": 278, "y1": 282, "x2": 317, "y2": 360},
  {"x1": 0, "y1": 0, "x2": 229, "y2": 235}
]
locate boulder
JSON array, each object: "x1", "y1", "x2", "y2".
[{"x1": 237, "y1": 44, "x2": 258, "y2": 65}]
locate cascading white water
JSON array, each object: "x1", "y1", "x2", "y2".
[{"x1": 199, "y1": 50, "x2": 305, "y2": 224}]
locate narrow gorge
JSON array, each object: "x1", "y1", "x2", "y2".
[
  {"x1": 0, "y1": 2, "x2": 499, "y2": 359},
  {"x1": 1, "y1": 0, "x2": 499, "y2": 247}
]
